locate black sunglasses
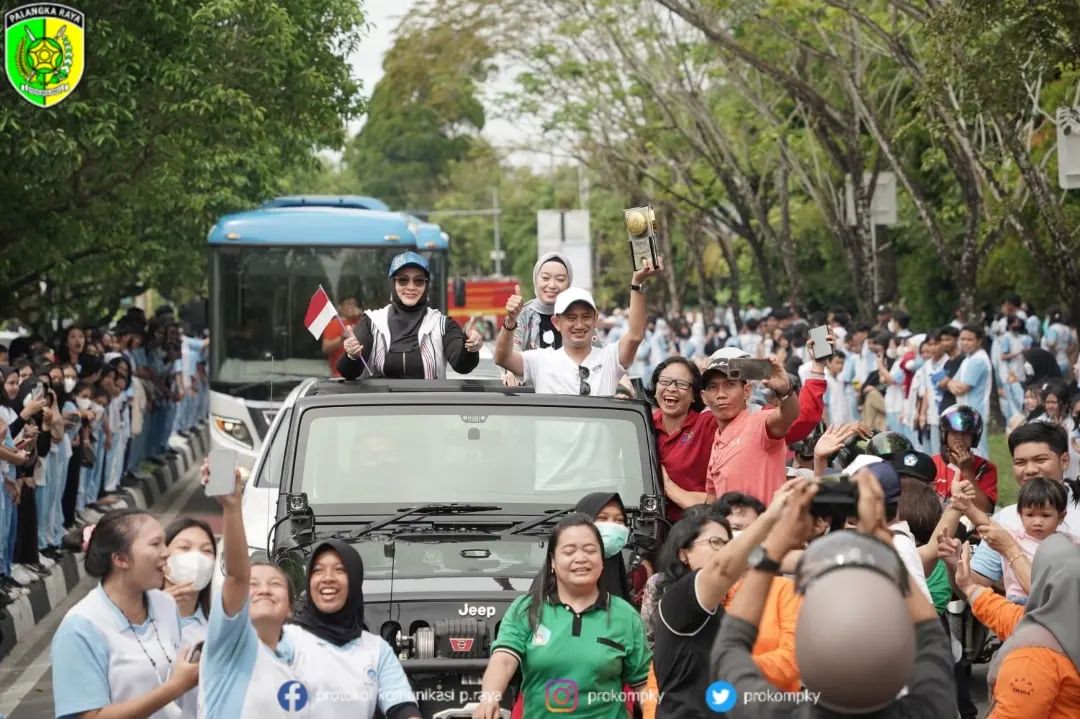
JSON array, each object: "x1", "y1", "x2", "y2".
[{"x1": 578, "y1": 365, "x2": 591, "y2": 396}]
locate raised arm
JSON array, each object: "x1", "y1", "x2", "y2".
[
  {"x1": 618, "y1": 261, "x2": 664, "y2": 369},
  {"x1": 494, "y1": 294, "x2": 526, "y2": 378},
  {"x1": 763, "y1": 356, "x2": 799, "y2": 439},
  {"x1": 201, "y1": 459, "x2": 249, "y2": 616}
]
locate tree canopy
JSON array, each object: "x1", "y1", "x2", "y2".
[{"x1": 1, "y1": 0, "x2": 366, "y2": 329}]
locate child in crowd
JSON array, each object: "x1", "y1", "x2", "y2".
[{"x1": 957, "y1": 477, "x2": 1074, "y2": 604}]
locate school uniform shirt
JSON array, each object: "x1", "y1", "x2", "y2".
[
  {"x1": 890, "y1": 521, "x2": 932, "y2": 603},
  {"x1": 491, "y1": 591, "x2": 651, "y2": 719},
  {"x1": 177, "y1": 609, "x2": 208, "y2": 718},
  {"x1": 200, "y1": 592, "x2": 415, "y2": 719},
  {"x1": 956, "y1": 350, "x2": 993, "y2": 426},
  {"x1": 51, "y1": 586, "x2": 184, "y2": 719},
  {"x1": 521, "y1": 343, "x2": 627, "y2": 397}
]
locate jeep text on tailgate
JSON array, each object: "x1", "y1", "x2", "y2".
[{"x1": 242, "y1": 379, "x2": 665, "y2": 717}]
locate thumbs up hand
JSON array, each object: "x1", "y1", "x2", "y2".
[
  {"x1": 505, "y1": 292, "x2": 524, "y2": 324},
  {"x1": 343, "y1": 326, "x2": 363, "y2": 360}
]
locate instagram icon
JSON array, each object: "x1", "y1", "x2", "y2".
[{"x1": 544, "y1": 678, "x2": 579, "y2": 713}]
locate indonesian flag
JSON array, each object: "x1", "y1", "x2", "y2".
[{"x1": 304, "y1": 286, "x2": 342, "y2": 340}]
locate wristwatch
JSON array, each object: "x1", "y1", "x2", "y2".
[
  {"x1": 630, "y1": 283, "x2": 645, "y2": 293},
  {"x1": 747, "y1": 545, "x2": 781, "y2": 574},
  {"x1": 502, "y1": 318, "x2": 518, "y2": 331}
]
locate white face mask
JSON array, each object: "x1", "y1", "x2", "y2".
[
  {"x1": 167, "y1": 551, "x2": 215, "y2": 591},
  {"x1": 63, "y1": 378, "x2": 77, "y2": 394},
  {"x1": 76, "y1": 397, "x2": 92, "y2": 411}
]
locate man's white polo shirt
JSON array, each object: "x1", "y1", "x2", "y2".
[{"x1": 522, "y1": 343, "x2": 627, "y2": 396}]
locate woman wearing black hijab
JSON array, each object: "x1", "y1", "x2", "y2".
[
  {"x1": 289, "y1": 540, "x2": 423, "y2": 719},
  {"x1": 338, "y1": 251, "x2": 483, "y2": 379},
  {"x1": 574, "y1": 492, "x2": 634, "y2": 604}
]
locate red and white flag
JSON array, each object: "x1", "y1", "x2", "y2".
[{"x1": 304, "y1": 286, "x2": 341, "y2": 340}]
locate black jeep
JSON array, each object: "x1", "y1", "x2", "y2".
[{"x1": 243, "y1": 379, "x2": 666, "y2": 717}]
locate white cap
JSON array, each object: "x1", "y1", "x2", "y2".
[
  {"x1": 845, "y1": 454, "x2": 884, "y2": 475},
  {"x1": 554, "y1": 288, "x2": 597, "y2": 315},
  {"x1": 710, "y1": 347, "x2": 751, "y2": 361}
]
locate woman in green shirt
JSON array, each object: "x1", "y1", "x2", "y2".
[{"x1": 474, "y1": 514, "x2": 652, "y2": 719}]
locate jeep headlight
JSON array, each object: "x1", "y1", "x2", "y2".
[{"x1": 212, "y1": 414, "x2": 254, "y2": 449}]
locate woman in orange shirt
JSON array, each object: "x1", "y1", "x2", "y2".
[{"x1": 947, "y1": 533, "x2": 1080, "y2": 718}]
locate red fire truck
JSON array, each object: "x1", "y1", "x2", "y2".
[{"x1": 446, "y1": 277, "x2": 519, "y2": 339}]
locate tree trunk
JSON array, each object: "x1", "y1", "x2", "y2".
[{"x1": 775, "y1": 164, "x2": 802, "y2": 306}]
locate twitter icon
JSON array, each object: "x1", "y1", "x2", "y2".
[{"x1": 705, "y1": 680, "x2": 737, "y2": 712}]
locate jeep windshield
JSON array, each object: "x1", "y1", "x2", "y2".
[{"x1": 293, "y1": 405, "x2": 650, "y2": 508}]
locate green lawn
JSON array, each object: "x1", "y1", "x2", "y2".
[{"x1": 988, "y1": 432, "x2": 1017, "y2": 508}]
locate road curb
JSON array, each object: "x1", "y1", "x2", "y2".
[{"x1": 0, "y1": 423, "x2": 210, "y2": 663}]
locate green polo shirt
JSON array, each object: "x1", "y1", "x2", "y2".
[{"x1": 492, "y1": 591, "x2": 652, "y2": 718}]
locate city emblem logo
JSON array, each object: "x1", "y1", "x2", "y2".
[{"x1": 5, "y1": 3, "x2": 84, "y2": 107}]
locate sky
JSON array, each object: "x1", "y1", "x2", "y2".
[{"x1": 343, "y1": 0, "x2": 561, "y2": 169}]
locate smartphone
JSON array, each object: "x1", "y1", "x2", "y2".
[
  {"x1": 809, "y1": 325, "x2": 833, "y2": 360},
  {"x1": 30, "y1": 383, "x2": 44, "y2": 402},
  {"x1": 189, "y1": 641, "x2": 205, "y2": 663},
  {"x1": 725, "y1": 358, "x2": 773, "y2": 381},
  {"x1": 205, "y1": 448, "x2": 238, "y2": 496}
]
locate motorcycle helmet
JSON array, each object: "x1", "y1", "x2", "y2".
[{"x1": 939, "y1": 405, "x2": 983, "y2": 446}]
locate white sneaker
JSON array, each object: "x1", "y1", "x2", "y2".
[
  {"x1": 39, "y1": 555, "x2": 56, "y2": 569},
  {"x1": 11, "y1": 565, "x2": 35, "y2": 585}
]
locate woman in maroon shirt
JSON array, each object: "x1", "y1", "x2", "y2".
[{"x1": 652, "y1": 358, "x2": 715, "y2": 522}]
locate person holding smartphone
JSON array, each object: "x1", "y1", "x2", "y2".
[
  {"x1": 51, "y1": 508, "x2": 199, "y2": 718},
  {"x1": 201, "y1": 459, "x2": 422, "y2": 719}
]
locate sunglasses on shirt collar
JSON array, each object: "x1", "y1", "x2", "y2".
[{"x1": 579, "y1": 365, "x2": 590, "y2": 396}]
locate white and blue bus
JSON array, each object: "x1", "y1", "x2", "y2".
[{"x1": 207, "y1": 195, "x2": 449, "y2": 466}]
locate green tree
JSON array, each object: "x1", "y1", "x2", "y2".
[
  {"x1": 0, "y1": 0, "x2": 366, "y2": 330},
  {"x1": 345, "y1": 18, "x2": 493, "y2": 210}
]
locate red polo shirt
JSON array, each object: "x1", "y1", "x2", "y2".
[
  {"x1": 932, "y1": 454, "x2": 998, "y2": 504},
  {"x1": 653, "y1": 408, "x2": 716, "y2": 522}
]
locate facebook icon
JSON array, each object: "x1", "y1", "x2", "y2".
[{"x1": 277, "y1": 681, "x2": 309, "y2": 711}]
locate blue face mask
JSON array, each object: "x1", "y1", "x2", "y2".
[
  {"x1": 910, "y1": 357, "x2": 926, "y2": 371},
  {"x1": 595, "y1": 522, "x2": 629, "y2": 558}
]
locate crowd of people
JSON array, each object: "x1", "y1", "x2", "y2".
[
  {"x1": 0, "y1": 306, "x2": 208, "y2": 606},
  {"x1": 33, "y1": 247, "x2": 1080, "y2": 719}
]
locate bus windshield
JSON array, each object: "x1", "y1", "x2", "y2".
[{"x1": 210, "y1": 246, "x2": 447, "y2": 398}]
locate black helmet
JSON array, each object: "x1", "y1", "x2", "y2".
[
  {"x1": 866, "y1": 431, "x2": 913, "y2": 460},
  {"x1": 940, "y1": 405, "x2": 983, "y2": 445}
]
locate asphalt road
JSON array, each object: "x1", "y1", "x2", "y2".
[{"x1": 0, "y1": 462, "x2": 219, "y2": 719}]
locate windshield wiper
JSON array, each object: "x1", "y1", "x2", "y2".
[
  {"x1": 349, "y1": 503, "x2": 503, "y2": 538},
  {"x1": 507, "y1": 508, "x2": 574, "y2": 535}
]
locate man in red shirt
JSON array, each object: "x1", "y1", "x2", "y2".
[
  {"x1": 931, "y1": 405, "x2": 996, "y2": 513},
  {"x1": 703, "y1": 348, "x2": 800, "y2": 505}
]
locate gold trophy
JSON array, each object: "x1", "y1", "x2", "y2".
[{"x1": 624, "y1": 205, "x2": 660, "y2": 271}]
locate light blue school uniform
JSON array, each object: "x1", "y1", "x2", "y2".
[
  {"x1": 177, "y1": 608, "x2": 208, "y2": 718},
  {"x1": 201, "y1": 592, "x2": 416, "y2": 719},
  {"x1": 51, "y1": 585, "x2": 184, "y2": 719},
  {"x1": 0, "y1": 409, "x2": 18, "y2": 576},
  {"x1": 956, "y1": 349, "x2": 992, "y2": 458}
]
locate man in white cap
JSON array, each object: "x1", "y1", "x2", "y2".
[
  {"x1": 495, "y1": 262, "x2": 662, "y2": 396},
  {"x1": 702, "y1": 347, "x2": 799, "y2": 504}
]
